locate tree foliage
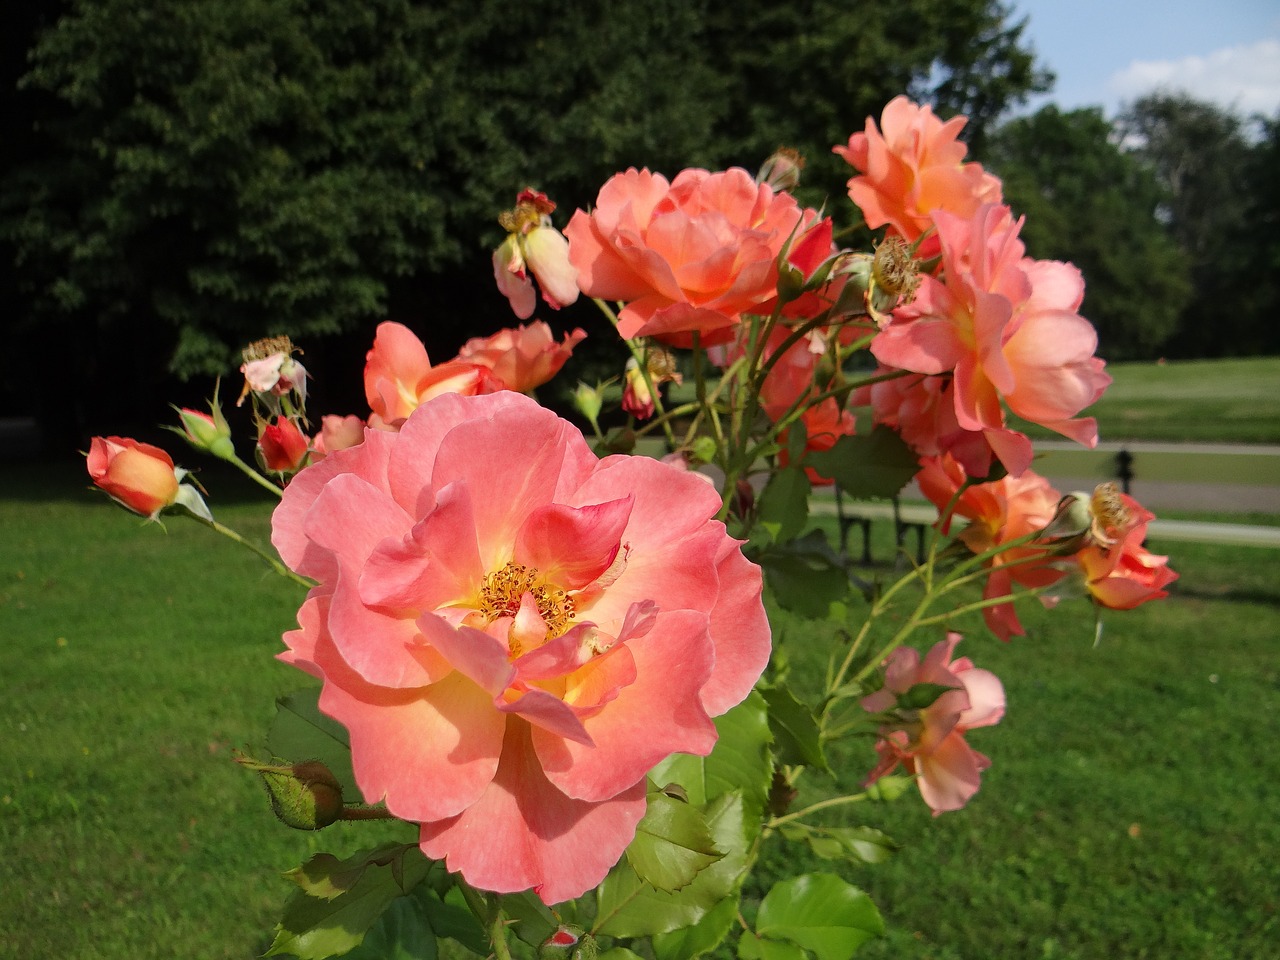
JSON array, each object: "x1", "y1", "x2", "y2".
[
  {"x1": 1115, "y1": 92, "x2": 1276, "y2": 357},
  {"x1": 983, "y1": 105, "x2": 1191, "y2": 359},
  {"x1": 3, "y1": 0, "x2": 1047, "y2": 408}
]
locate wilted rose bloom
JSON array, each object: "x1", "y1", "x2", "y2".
[
  {"x1": 457, "y1": 322, "x2": 587, "y2": 394},
  {"x1": 312, "y1": 415, "x2": 366, "y2": 460},
  {"x1": 861, "y1": 633, "x2": 1004, "y2": 814},
  {"x1": 258, "y1": 417, "x2": 310, "y2": 473},
  {"x1": 1074, "y1": 491, "x2": 1177, "y2": 609},
  {"x1": 492, "y1": 190, "x2": 581, "y2": 319},
  {"x1": 565, "y1": 167, "x2": 821, "y2": 347},
  {"x1": 86, "y1": 437, "x2": 182, "y2": 519},
  {"x1": 363, "y1": 322, "x2": 501, "y2": 429},
  {"x1": 621, "y1": 357, "x2": 655, "y2": 420},
  {"x1": 834, "y1": 95, "x2": 1002, "y2": 247},
  {"x1": 240, "y1": 349, "x2": 308, "y2": 408},
  {"x1": 270, "y1": 391, "x2": 771, "y2": 902},
  {"x1": 917, "y1": 455, "x2": 1065, "y2": 640}
]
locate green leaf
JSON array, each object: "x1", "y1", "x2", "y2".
[
  {"x1": 598, "y1": 950, "x2": 646, "y2": 960},
  {"x1": 760, "y1": 685, "x2": 828, "y2": 772},
  {"x1": 806, "y1": 428, "x2": 919, "y2": 500},
  {"x1": 268, "y1": 688, "x2": 356, "y2": 796},
  {"x1": 650, "y1": 691, "x2": 773, "y2": 819},
  {"x1": 285, "y1": 843, "x2": 414, "y2": 901},
  {"x1": 738, "y1": 931, "x2": 807, "y2": 960},
  {"x1": 778, "y1": 825, "x2": 900, "y2": 865},
  {"x1": 498, "y1": 890, "x2": 559, "y2": 947},
  {"x1": 757, "y1": 466, "x2": 811, "y2": 545},
  {"x1": 754, "y1": 874, "x2": 884, "y2": 960},
  {"x1": 595, "y1": 792, "x2": 750, "y2": 938},
  {"x1": 340, "y1": 892, "x2": 438, "y2": 960},
  {"x1": 757, "y1": 530, "x2": 851, "y2": 618},
  {"x1": 266, "y1": 845, "x2": 433, "y2": 959},
  {"x1": 627, "y1": 790, "x2": 723, "y2": 892},
  {"x1": 652, "y1": 895, "x2": 739, "y2": 960},
  {"x1": 430, "y1": 887, "x2": 490, "y2": 955}
]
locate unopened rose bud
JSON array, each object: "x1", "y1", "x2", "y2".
[
  {"x1": 572, "y1": 381, "x2": 606, "y2": 428},
  {"x1": 172, "y1": 405, "x2": 236, "y2": 462},
  {"x1": 257, "y1": 417, "x2": 310, "y2": 474},
  {"x1": 236, "y1": 756, "x2": 344, "y2": 830},
  {"x1": 87, "y1": 436, "x2": 210, "y2": 522},
  {"x1": 865, "y1": 774, "x2": 913, "y2": 803}
]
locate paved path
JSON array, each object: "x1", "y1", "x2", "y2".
[{"x1": 811, "y1": 499, "x2": 1280, "y2": 549}]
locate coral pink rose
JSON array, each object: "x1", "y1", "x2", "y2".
[
  {"x1": 917, "y1": 455, "x2": 1065, "y2": 640},
  {"x1": 565, "y1": 167, "x2": 819, "y2": 347},
  {"x1": 312, "y1": 415, "x2": 366, "y2": 460},
  {"x1": 457, "y1": 322, "x2": 587, "y2": 394},
  {"x1": 363, "y1": 321, "x2": 501, "y2": 429},
  {"x1": 270, "y1": 391, "x2": 771, "y2": 902},
  {"x1": 834, "y1": 95, "x2": 1002, "y2": 247},
  {"x1": 86, "y1": 436, "x2": 181, "y2": 519},
  {"x1": 1074, "y1": 492, "x2": 1177, "y2": 609},
  {"x1": 872, "y1": 204, "x2": 1109, "y2": 476},
  {"x1": 861, "y1": 632, "x2": 1005, "y2": 814}
]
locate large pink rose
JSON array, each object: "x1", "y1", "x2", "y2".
[
  {"x1": 565, "y1": 167, "x2": 819, "y2": 347},
  {"x1": 271, "y1": 392, "x2": 771, "y2": 903}
]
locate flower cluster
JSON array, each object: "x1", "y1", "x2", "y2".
[{"x1": 82, "y1": 94, "x2": 1180, "y2": 950}]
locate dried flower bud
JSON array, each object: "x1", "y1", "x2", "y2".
[{"x1": 756, "y1": 147, "x2": 805, "y2": 192}]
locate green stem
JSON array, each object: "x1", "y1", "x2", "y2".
[
  {"x1": 767, "y1": 791, "x2": 869, "y2": 830},
  {"x1": 190, "y1": 514, "x2": 313, "y2": 588},
  {"x1": 222, "y1": 452, "x2": 285, "y2": 498}
]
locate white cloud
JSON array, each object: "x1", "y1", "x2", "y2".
[{"x1": 1109, "y1": 38, "x2": 1280, "y2": 116}]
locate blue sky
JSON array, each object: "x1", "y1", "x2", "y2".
[{"x1": 1007, "y1": 0, "x2": 1280, "y2": 118}]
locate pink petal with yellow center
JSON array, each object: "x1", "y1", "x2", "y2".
[
  {"x1": 395, "y1": 397, "x2": 596, "y2": 566},
  {"x1": 416, "y1": 613, "x2": 514, "y2": 697},
  {"x1": 419, "y1": 719, "x2": 648, "y2": 904},
  {"x1": 360, "y1": 480, "x2": 485, "y2": 613},
  {"x1": 533, "y1": 609, "x2": 716, "y2": 803},
  {"x1": 514, "y1": 498, "x2": 632, "y2": 591},
  {"x1": 498, "y1": 687, "x2": 593, "y2": 746}
]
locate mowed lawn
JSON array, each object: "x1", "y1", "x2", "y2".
[{"x1": 1029, "y1": 355, "x2": 1280, "y2": 444}]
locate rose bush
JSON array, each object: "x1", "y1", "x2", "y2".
[{"x1": 270, "y1": 390, "x2": 770, "y2": 902}]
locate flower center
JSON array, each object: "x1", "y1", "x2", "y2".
[
  {"x1": 478, "y1": 561, "x2": 576, "y2": 638},
  {"x1": 1089, "y1": 482, "x2": 1132, "y2": 548}
]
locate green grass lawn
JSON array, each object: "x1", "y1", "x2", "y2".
[
  {"x1": 3, "y1": 460, "x2": 1278, "y2": 959},
  {"x1": 1019, "y1": 355, "x2": 1280, "y2": 445}
]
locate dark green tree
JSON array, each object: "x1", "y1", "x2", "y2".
[
  {"x1": 3, "y1": 0, "x2": 1048, "y2": 435},
  {"x1": 983, "y1": 105, "x2": 1191, "y2": 359},
  {"x1": 1114, "y1": 92, "x2": 1262, "y2": 357}
]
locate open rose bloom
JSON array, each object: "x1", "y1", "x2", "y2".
[{"x1": 271, "y1": 391, "x2": 770, "y2": 902}]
